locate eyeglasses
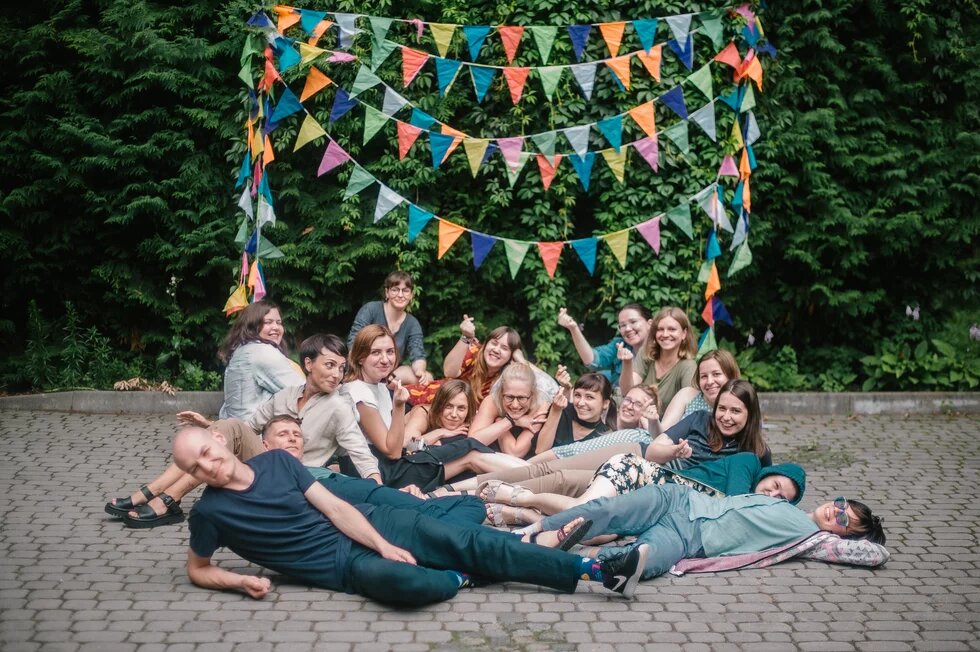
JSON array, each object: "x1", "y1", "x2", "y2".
[
  {"x1": 387, "y1": 287, "x2": 413, "y2": 295},
  {"x1": 621, "y1": 397, "x2": 647, "y2": 408},
  {"x1": 502, "y1": 394, "x2": 531, "y2": 405},
  {"x1": 833, "y1": 497, "x2": 850, "y2": 528}
]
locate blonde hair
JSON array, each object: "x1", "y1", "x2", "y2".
[{"x1": 491, "y1": 363, "x2": 540, "y2": 416}]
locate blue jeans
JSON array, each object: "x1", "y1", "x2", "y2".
[{"x1": 537, "y1": 483, "x2": 704, "y2": 579}]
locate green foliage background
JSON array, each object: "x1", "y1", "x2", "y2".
[{"x1": 1, "y1": 0, "x2": 977, "y2": 391}]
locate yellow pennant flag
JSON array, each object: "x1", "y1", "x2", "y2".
[
  {"x1": 429, "y1": 23, "x2": 457, "y2": 59},
  {"x1": 603, "y1": 230, "x2": 630, "y2": 268},
  {"x1": 223, "y1": 284, "x2": 249, "y2": 316},
  {"x1": 598, "y1": 21, "x2": 627, "y2": 57},
  {"x1": 438, "y1": 220, "x2": 466, "y2": 259},
  {"x1": 600, "y1": 148, "x2": 627, "y2": 184},
  {"x1": 731, "y1": 118, "x2": 744, "y2": 149},
  {"x1": 298, "y1": 42, "x2": 326, "y2": 65},
  {"x1": 463, "y1": 138, "x2": 490, "y2": 177},
  {"x1": 294, "y1": 114, "x2": 326, "y2": 152}
]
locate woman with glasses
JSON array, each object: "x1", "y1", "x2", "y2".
[
  {"x1": 347, "y1": 271, "x2": 431, "y2": 385},
  {"x1": 468, "y1": 363, "x2": 549, "y2": 459},
  {"x1": 556, "y1": 303, "x2": 653, "y2": 386}
]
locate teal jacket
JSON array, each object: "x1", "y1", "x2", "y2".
[{"x1": 674, "y1": 452, "x2": 807, "y2": 505}]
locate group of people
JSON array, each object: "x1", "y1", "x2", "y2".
[{"x1": 105, "y1": 271, "x2": 887, "y2": 605}]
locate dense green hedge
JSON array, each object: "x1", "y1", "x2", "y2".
[{"x1": 1, "y1": 0, "x2": 977, "y2": 392}]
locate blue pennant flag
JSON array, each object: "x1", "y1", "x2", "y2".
[
  {"x1": 470, "y1": 66, "x2": 496, "y2": 103},
  {"x1": 667, "y1": 34, "x2": 694, "y2": 70},
  {"x1": 435, "y1": 57, "x2": 462, "y2": 96},
  {"x1": 659, "y1": 86, "x2": 688, "y2": 120},
  {"x1": 569, "y1": 152, "x2": 596, "y2": 191},
  {"x1": 246, "y1": 12, "x2": 275, "y2": 29},
  {"x1": 481, "y1": 142, "x2": 497, "y2": 166},
  {"x1": 463, "y1": 25, "x2": 491, "y2": 60},
  {"x1": 567, "y1": 25, "x2": 592, "y2": 62},
  {"x1": 408, "y1": 204, "x2": 435, "y2": 243},
  {"x1": 705, "y1": 230, "x2": 722, "y2": 260},
  {"x1": 732, "y1": 180, "x2": 744, "y2": 210},
  {"x1": 742, "y1": 24, "x2": 759, "y2": 47},
  {"x1": 633, "y1": 19, "x2": 658, "y2": 53},
  {"x1": 329, "y1": 88, "x2": 357, "y2": 123},
  {"x1": 470, "y1": 231, "x2": 496, "y2": 268},
  {"x1": 275, "y1": 39, "x2": 301, "y2": 74},
  {"x1": 571, "y1": 238, "x2": 598, "y2": 275},
  {"x1": 429, "y1": 132, "x2": 456, "y2": 169},
  {"x1": 719, "y1": 85, "x2": 745, "y2": 112},
  {"x1": 269, "y1": 87, "x2": 303, "y2": 124},
  {"x1": 410, "y1": 108, "x2": 437, "y2": 130},
  {"x1": 757, "y1": 42, "x2": 778, "y2": 59},
  {"x1": 712, "y1": 296, "x2": 733, "y2": 326},
  {"x1": 596, "y1": 115, "x2": 623, "y2": 153},
  {"x1": 235, "y1": 152, "x2": 250, "y2": 189},
  {"x1": 299, "y1": 10, "x2": 327, "y2": 35},
  {"x1": 257, "y1": 173, "x2": 273, "y2": 204},
  {"x1": 244, "y1": 230, "x2": 258, "y2": 254},
  {"x1": 746, "y1": 143, "x2": 757, "y2": 170}
]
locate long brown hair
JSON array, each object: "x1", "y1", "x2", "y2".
[
  {"x1": 691, "y1": 349, "x2": 741, "y2": 388},
  {"x1": 427, "y1": 380, "x2": 477, "y2": 431},
  {"x1": 642, "y1": 306, "x2": 697, "y2": 363},
  {"x1": 345, "y1": 324, "x2": 398, "y2": 382},
  {"x1": 218, "y1": 300, "x2": 286, "y2": 363},
  {"x1": 706, "y1": 379, "x2": 766, "y2": 457},
  {"x1": 470, "y1": 326, "x2": 523, "y2": 401}
]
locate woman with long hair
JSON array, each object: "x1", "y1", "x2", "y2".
[
  {"x1": 660, "y1": 349, "x2": 741, "y2": 430},
  {"x1": 622, "y1": 306, "x2": 697, "y2": 410}
]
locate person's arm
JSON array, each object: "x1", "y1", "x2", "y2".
[
  {"x1": 443, "y1": 315, "x2": 477, "y2": 378},
  {"x1": 620, "y1": 365, "x2": 641, "y2": 396},
  {"x1": 333, "y1": 397, "x2": 383, "y2": 483},
  {"x1": 186, "y1": 550, "x2": 271, "y2": 599},
  {"x1": 356, "y1": 401, "x2": 407, "y2": 461},
  {"x1": 246, "y1": 394, "x2": 278, "y2": 434},
  {"x1": 404, "y1": 316, "x2": 427, "y2": 365},
  {"x1": 534, "y1": 392, "x2": 568, "y2": 455},
  {"x1": 496, "y1": 425, "x2": 536, "y2": 458},
  {"x1": 347, "y1": 302, "x2": 378, "y2": 348},
  {"x1": 253, "y1": 346, "x2": 306, "y2": 395},
  {"x1": 660, "y1": 387, "x2": 698, "y2": 430},
  {"x1": 644, "y1": 415, "x2": 697, "y2": 463},
  {"x1": 303, "y1": 482, "x2": 415, "y2": 564},
  {"x1": 468, "y1": 394, "x2": 500, "y2": 436},
  {"x1": 557, "y1": 308, "x2": 596, "y2": 366}
]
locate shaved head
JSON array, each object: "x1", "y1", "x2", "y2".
[
  {"x1": 172, "y1": 426, "x2": 216, "y2": 472},
  {"x1": 172, "y1": 426, "x2": 239, "y2": 488}
]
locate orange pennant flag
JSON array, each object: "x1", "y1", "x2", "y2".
[
  {"x1": 537, "y1": 241, "x2": 564, "y2": 278},
  {"x1": 300, "y1": 66, "x2": 333, "y2": 101},
  {"x1": 441, "y1": 125, "x2": 466, "y2": 161},
  {"x1": 438, "y1": 220, "x2": 466, "y2": 259},
  {"x1": 397, "y1": 122, "x2": 423, "y2": 160},
  {"x1": 742, "y1": 56, "x2": 763, "y2": 90},
  {"x1": 713, "y1": 42, "x2": 741, "y2": 69},
  {"x1": 503, "y1": 67, "x2": 530, "y2": 104},
  {"x1": 262, "y1": 135, "x2": 275, "y2": 166},
  {"x1": 535, "y1": 154, "x2": 563, "y2": 191},
  {"x1": 401, "y1": 48, "x2": 429, "y2": 86},
  {"x1": 637, "y1": 46, "x2": 662, "y2": 82},
  {"x1": 743, "y1": 176, "x2": 752, "y2": 213},
  {"x1": 247, "y1": 120, "x2": 258, "y2": 159},
  {"x1": 598, "y1": 21, "x2": 627, "y2": 57},
  {"x1": 498, "y1": 26, "x2": 525, "y2": 64},
  {"x1": 606, "y1": 55, "x2": 631, "y2": 90},
  {"x1": 739, "y1": 147, "x2": 752, "y2": 179},
  {"x1": 705, "y1": 261, "x2": 721, "y2": 299},
  {"x1": 628, "y1": 101, "x2": 656, "y2": 139},
  {"x1": 308, "y1": 20, "x2": 333, "y2": 46},
  {"x1": 275, "y1": 6, "x2": 301, "y2": 33},
  {"x1": 259, "y1": 58, "x2": 280, "y2": 93}
]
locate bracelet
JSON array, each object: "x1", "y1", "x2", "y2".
[{"x1": 460, "y1": 335, "x2": 475, "y2": 344}]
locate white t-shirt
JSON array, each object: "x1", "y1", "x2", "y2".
[{"x1": 340, "y1": 380, "x2": 393, "y2": 428}]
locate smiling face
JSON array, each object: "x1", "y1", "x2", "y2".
[
  {"x1": 754, "y1": 474, "x2": 798, "y2": 502},
  {"x1": 698, "y1": 359, "x2": 730, "y2": 404},
  {"x1": 439, "y1": 392, "x2": 470, "y2": 430},
  {"x1": 572, "y1": 386, "x2": 608, "y2": 423},
  {"x1": 617, "y1": 387, "x2": 654, "y2": 427},
  {"x1": 385, "y1": 282, "x2": 413, "y2": 311},
  {"x1": 811, "y1": 499, "x2": 859, "y2": 536},
  {"x1": 483, "y1": 336, "x2": 514, "y2": 370},
  {"x1": 360, "y1": 335, "x2": 397, "y2": 383},
  {"x1": 713, "y1": 391, "x2": 749, "y2": 437},
  {"x1": 304, "y1": 348, "x2": 346, "y2": 395},
  {"x1": 258, "y1": 308, "x2": 284, "y2": 346},
  {"x1": 173, "y1": 428, "x2": 237, "y2": 488},
  {"x1": 655, "y1": 316, "x2": 687, "y2": 354},
  {"x1": 500, "y1": 379, "x2": 533, "y2": 418},
  {"x1": 262, "y1": 420, "x2": 305, "y2": 459},
  {"x1": 617, "y1": 308, "x2": 652, "y2": 348}
]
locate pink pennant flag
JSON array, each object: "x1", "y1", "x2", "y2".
[
  {"x1": 633, "y1": 137, "x2": 659, "y2": 172},
  {"x1": 240, "y1": 251, "x2": 249, "y2": 284},
  {"x1": 317, "y1": 139, "x2": 351, "y2": 176},
  {"x1": 397, "y1": 122, "x2": 423, "y2": 160},
  {"x1": 503, "y1": 67, "x2": 530, "y2": 105},
  {"x1": 326, "y1": 52, "x2": 357, "y2": 63},
  {"x1": 535, "y1": 154, "x2": 563, "y2": 191},
  {"x1": 636, "y1": 216, "x2": 661, "y2": 255},
  {"x1": 496, "y1": 136, "x2": 525, "y2": 173},
  {"x1": 718, "y1": 154, "x2": 739, "y2": 177}
]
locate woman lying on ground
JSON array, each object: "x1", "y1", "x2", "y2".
[
  {"x1": 481, "y1": 452, "x2": 805, "y2": 526},
  {"x1": 660, "y1": 349, "x2": 741, "y2": 430},
  {"x1": 557, "y1": 303, "x2": 653, "y2": 386},
  {"x1": 465, "y1": 363, "x2": 551, "y2": 459},
  {"x1": 347, "y1": 270, "x2": 431, "y2": 385},
  {"x1": 621, "y1": 306, "x2": 697, "y2": 410},
  {"x1": 532, "y1": 369, "x2": 617, "y2": 457},
  {"x1": 218, "y1": 300, "x2": 305, "y2": 420}
]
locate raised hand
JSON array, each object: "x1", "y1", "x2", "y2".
[
  {"x1": 554, "y1": 364, "x2": 572, "y2": 388},
  {"x1": 459, "y1": 314, "x2": 476, "y2": 339},
  {"x1": 177, "y1": 411, "x2": 211, "y2": 428},
  {"x1": 391, "y1": 379, "x2": 409, "y2": 406},
  {"x1": 638, "y1": 402, "x2": 659, "y2": 431},
  {"x1": 616, "y1": 341, "x2": 634, "y2": 362},
  {"x1": 671, "y1": 438, "x2": 693, "y2": 460},
  {"x1": 557, "y1": 307, "x2": 578, "y2": 330}
]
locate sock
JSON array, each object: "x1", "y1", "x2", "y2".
[
  {"x1": 579, "y1": 557, "x2": 602, "y2": 582},
  {"x1": 451, "y1": 571, "x2": 472, "y2": 588}
]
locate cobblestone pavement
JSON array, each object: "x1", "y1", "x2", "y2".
[{"x1": 1, "y1": 409, "x2": 978, "y2": 652}]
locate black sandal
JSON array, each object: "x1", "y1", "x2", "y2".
[
  {"x1": 527, "y1": 519, "x2": 593, "y2": 551},
  {"x1": 121, "y1": 493, "x2": 184, "y2": 529},
  {"x1": 105, "y1": 484, "x2": 154, "y2": 518}
]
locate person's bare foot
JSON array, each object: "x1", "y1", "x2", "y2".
[
  {"x1": 128, "y1": 496, "x2": 166, "y2": 518},
  {"x1": 485, "y1": 503, "x2": 542, "y2": 526},
  {"x1": 522, "y1": 517, "x2": 591, "y2": 550}
]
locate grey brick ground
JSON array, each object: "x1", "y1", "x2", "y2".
[{"x1": 0, "y1": 410, "x2": 978, "y2": 651}]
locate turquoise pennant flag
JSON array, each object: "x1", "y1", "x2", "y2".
[
  {"x1": 705, "y1": 230, "x2": 721, "y2": 260},
  {"x1": 596, "y1": 115, "x2": 623, "y2": 153},
  {"x1": 470, "y1": 66, "x2": 496, "y2": 102},
  {"x1": 569, "y1": 152, "x2": 596, "y2": 191},
  {"x1": 299, "y1": 10, "x2": 327, "y2": 35},
  {"x1": 269, "y1": 87, "x2": 303, "y2": 123},
  {"x1": 633, "y1": 19, "x2": 658, "y2": 52},
  {"x1": 435, "y1": 57, "x2": 463, "y2": 95},
  {"x1": 410, "y1": 108, "x2": 437, "y2": 130},
  {"x1": 463, "y1": 25, "x2": 491, "y2": 60},
  {"x1": 429, "y1": 132, "x2": 456, "y2": 169},
  {"x1": 470, "y1": 231, "x2": 497, "y2": 268},
  {"x1": 235, "y1": 152, "x2": 250, "y2": 188},
  {"x1": 571, "y1": 238, "x2": 598, "y2": 274},
  {"x1": 276, "y1": 43, "x2": 301, "y2": 74},
  {"x1": 408, "y1": 204, "x2": 435, "y2": 242}
]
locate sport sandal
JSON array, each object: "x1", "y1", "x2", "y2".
[
  {"x1": 121, "y1": 493, "x2": 184, "y2": 529},
  {"x1": 105, "y1": 484, "x2": 154, "y2": 518}
]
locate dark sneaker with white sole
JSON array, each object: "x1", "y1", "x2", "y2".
[{"x1": 600, "y1": 543, "x2": 648, "y2": 598}]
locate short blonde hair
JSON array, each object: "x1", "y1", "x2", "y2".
[{"x1": 491, "y1": 363, "x2": 540, "y2": 416}]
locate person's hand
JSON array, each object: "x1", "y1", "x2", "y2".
[
  {"x1": 515, "y1": 411, "x2": 548, "y2": 430},
  {"x1": 670, "y1": 439, "x2": 693, "y2": 460},
  {"x1": 459, "y1": 314, "x2": 476, "y2": 339},
  {"x1": 551, "y1": 389, "x2": 569, "y2": 411},
  {"x1": 638, "y1": 403, "x2": 660, "y2": 431},
  {"x1": 512, "y1": 349, "x2": 527, "y2": 364},
  {"x1": 417, "y1": 371, "x2": 434, "y2": 385},
  {"x1": 379, "y1": 543, "x2": 417, "y2": 565},
  {"x1": 399, "y1": 484, "x2": 424, "y2": 498},
  {"x1": 557, "y1": 307, "x2": 578, "y2": 331},
  {"x1": 390, "y1": 379, "x2": 409, "y2": 406},
  {"x1": 177, "y1": 411, "x2": 211, "y2": 428},
  {"x1": 240, "y1": 575, "x2": 271, "y2": 599},
  {"x1": 616, "y1": 341, "x2": 634, "y2": 362},
  {"x1": 554, "y1": 364, "x2": 572, "y2": 388}
]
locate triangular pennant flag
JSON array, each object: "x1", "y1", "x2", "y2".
[
  {"x1": 247, "y1": 12, "x2": 275, "y2": 30},
  {"x1": 241, "y1": 34, "x2": 263, "y2": 64},
  {"x1": 704, "y1": 261, "x2": 721, "y2": 299},
  {"x1": 696, "y1": 326, "x2": 717, "y2": 356},
  {"x1": 570, "y1": 238, "x2": 598, "y2": 274},
  {"x1": 435, "y1": 57, "x2": 463, "y2": 95},
  {"x1": 349, "y1": 65, "x2": 382, "y2": 97},
  {"x1": 743, "y1": 172, "x2": 753, "y2": 209},
  {"x1": 699, "y1": 10, "x2": 725, "y2": 49},
  {"x1": 297, "y1": 42, "x2": 326, "y2": 65},
  {"x1": 628, "y1": 102, "x2": 657, "y2": 139},
  {"x1": 261, "y1": 134, "x2": 275, "y2": 166},
  {"x1": 732, "y1": 180, "x2": 745, "y2": 211},
  {"x1": 300, "y1": 66, "x2": 332, "y2": 101},
  {"x1": 531, "y1": 131, "x2": 557, "y2": 158},
  {"x1": 535, "y1": 154, "x2": 562, "y2": 190},
  {"x1": 730, "y1": 237, "x2": 753, "y2": 278},
  {"x1": 382, "y1": 86, "x2": 409, "y2": 116},
  {"x1": 570, "y1": 63, "x2": 597, "y2": 100},
  {"x1": 248, "y1": 233, "x2": 284, "y2": 259},
  {"x1": 224, "y1": 284, "x2": 249, "y2": 316},
  {"x1": 598, "y1": 21, "x2": 627, "y2": 57},
  {"x1": 636, "y1": 216, "x2": 661, "y2": 254},
  {"x1": 744, "y1": 111, "x2": 761, "y2": 145},
  {"x1": 498, "y1": 26, "x2": 525, "y2": 64},
  {"x1": 659, "y1": 86, "x2": 688, "y2": 120},
  {"x1": 466, "y1": 231, "x2": 495, "y2": 269},
  {"x1": 401, "y1": 48, "x2": 429, "y2": 87},
  {"x1": 429, "y1": 23, "x2": 457, "y2": 58},
  {"x1": 603, "y1": 230, "x2": 630, "y2": 268},
  {"x1": 397, "y1": 122, "x2": 423, "y2": 160},
  {"x1": 294, "y1": 113, "x2": 327, "y2": 151},
  {"x1": 299, "y1": 10, "x2": 327, "y2": 36},
  {"x1": 687, "y1": 64, "x2": 713, "y2": 101},
  {"x1": 407, "y1": 204, "x2": 435, "y2": 242},
  {"x1": 662, "y1": 121, "x2": 689, "y2": 154},
  {"x1": 308, "y1": 20, "x2": 333, "y2": 46},
  {"x1": 442, "y1": 124, "x2": 466, "y2": 160},
  {"x1": 257, "y1": 195, "x2": 276, "y2": 227},
  {"x1": 374, "y1": 185, "x2": 404, "y2": 223},
  {"x1": 569, "y1": 152, "x2": 596, "y2": 191},
  {"x1": 504, "y1": 239, "x2": 530, "y2": 278},
  {"x1": 370, "y1": 38, "x2": 398, "y2": 70},
  {"x1": 463, "y1": 25, "x2": 491, "y2": 60},
  {"x1": 362, "y1": 106, "x2": 388, "y2": 144},
  {"x1": 714, "y1": 42, "x2": 742, "y2": 69},
  {"x1": 601, "y1": 148, "x2": 627, "y2": 183},
  {"x1": 537, "y1": 242, "x2": 564, "y2": 278},
  {"x1": 705, "y1": 230, "x2": 722, "y2": 260},
  {"x1": 741, "y1": 56, "x2": 764, "y2": 91},
  {"x1": 333, "y1": 13, "x2": 359, "y2": 50},
  {"x1": 667, "y1": 34, "x2": 694, "y2": 70},
  {"x1": 235, "y1": 152, "x2": 250, "y2": 189},
  {"x1": 666, "y1": 203, "x2": 693, "y2": 238},
  {"x1": 505, "y1": 152, "x2": 532, "y2": 188},
  {"x1": 438, "y1": 220, "x2": 466, "y2": 258},
  {"x1": 665, "y1": 13, "x2": 693, "y2": 43},
  {"x1": 276, "y1": 43, "x2": 301, "y2": 73},
  {"x1": 718, "y1": 154, "x2": 739, "y2": 177},
  {"x1": 633, "y1": 136, "x2": 659, "y2": 171},
  {"x1": 563, "y1": 125, "x2": 591, "y2": 158},
  {"x1": 329, "y1": 88, "x2": 357, "y2": 123},
  {"x1": 697, "y1": 259, "x2": 713, "y2": 282},
  {"x1": 503, "y1": 67, "x2": 530, "y2": 104},
  {"x1": 730, "y1": 117, "x2": 745, "y2": 149},
  {"x1": 596, "y1": 115, "x2": 623, "y2": 152},
  {"x1": 567, "y1": 25, "x2": 592, "y2": 62},
  {"x1": 739, "y1": 147, "x2": 752, "y2": 178},
  {"x1": 719, "y1": 85, "x2": 745, "y2": 112},
  {"x1": 637, "y1": 45, "x2": 662, "y2": 82},
  {"x1": 409, "y1": 108, "x2": 437, "y2": 130},
  {"x1": 429, "y1": 132, "x2": 457, "y2": 169},
  {"x1": 633, "y1": 19, "x2": 659, "y2": 52},
  {"x1": 537, "y1": 66, "x2": 563, "y2": 100},
  {"x1": 731, "y1": 210, "x2": 747, "y2": 248},
  {"x1": 741, "y1": 82, "x2": 757, "y2": 112},
  {"x1": 712, "y1": 296, "x2": 733, "y2": 326},
  {"x1": 369, "y1": 16, "x2": 393, "y2": 46},
  {"x1": 605, "y1": 56, "x2": 632, "y2": 90},
  {"x1": 238, "y1": 187, "x2": 253, "y2": 218},
  {"x1": 701, "y1": 299, "x2": 715, "y2": 327},
  {"x1": 463, "y1": 138, "x2": 490, "y2": 176},
  {"x1": 528, "y1": 26, "x2": 558, "y2": 64},
  {"x1": 238, "y1": 62, "x2": 254, "y2": 89},
  {"x1": 344, "y1": 165, "x2": 376, "y2": 198},
  {"x1": 689, "y1": 102, "x2": 717, "y2": 141},
  {"x1": 317, "y1": 139, "x2": 351, "y2": 175},
  {"x1": 470, "y1": 66, "x2": 496, "y2": 102},
  {"x1": 496, "y1": 136, "x2": 525, "y2": 173},
  {"x1": 269, "y1": 87, "x2": 303, "y2": 123}
]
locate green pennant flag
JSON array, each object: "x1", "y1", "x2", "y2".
[
  {"x1": 728, "y1": 241, "x2": 753, "y2": 276},
  {"x1": 663, "y1": 121, "x2": 690, "y2": 154},
  {"x1": 528, "y1": 26, "x2": 558, "y2": 64},
  {"x1": 698, "y1": 10, "x2": 725, "y2": 49},
  {"x1": 362, "y1": 106, "x2": 388, "y2": 144},
  {"x1": 537, "y1": 66, "x2": 563, "y2": 101},
  {"x1": 344, "y1": 165, "x2": 376, "y2": 198},
  {"x1": 687, "y1": 64, "x2": 713, "y2": 101},
  {"x1": 741, "y1": 83, "x2": 757, "y2": 113},
  {"x1": 238, "y1": 62, "x2": 254, "y2": 89},
  {"x1": 505, "y1": 153, "x2": 532, "y2": 188},
  {"x1": 256, "y1": 234, "x2": 285, "y2": 259},
  {"x1": 696, "y1": 327, "x2": 718, "y2": 356},
  {"x1": 234, "y1": 215, "x2": 249, "y2": 248},
  {"x1": 697, "y1": 258, "x2": 713, "y2": 282},
  {"x1": 666, "y1": 204, "x2": 694, "y2": 239},
  {"x1": 240, "y1": 35, "x2": 263, "y2": 66},
  {"x1": 370, "y1": 39, "x2": 399, "y2": 70},
  {"x1": 350, "y1": 65, "x2": 382, "y2": 98},
  {"x1": 531, "y1": 131, "x2": 557, "y2": 158},
  {"x1": 504, "y1": 239, "x2": 531, "y2": 278},
  {"x1": 370, "y1": 17, "x2": 393, "y2": 47}
]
